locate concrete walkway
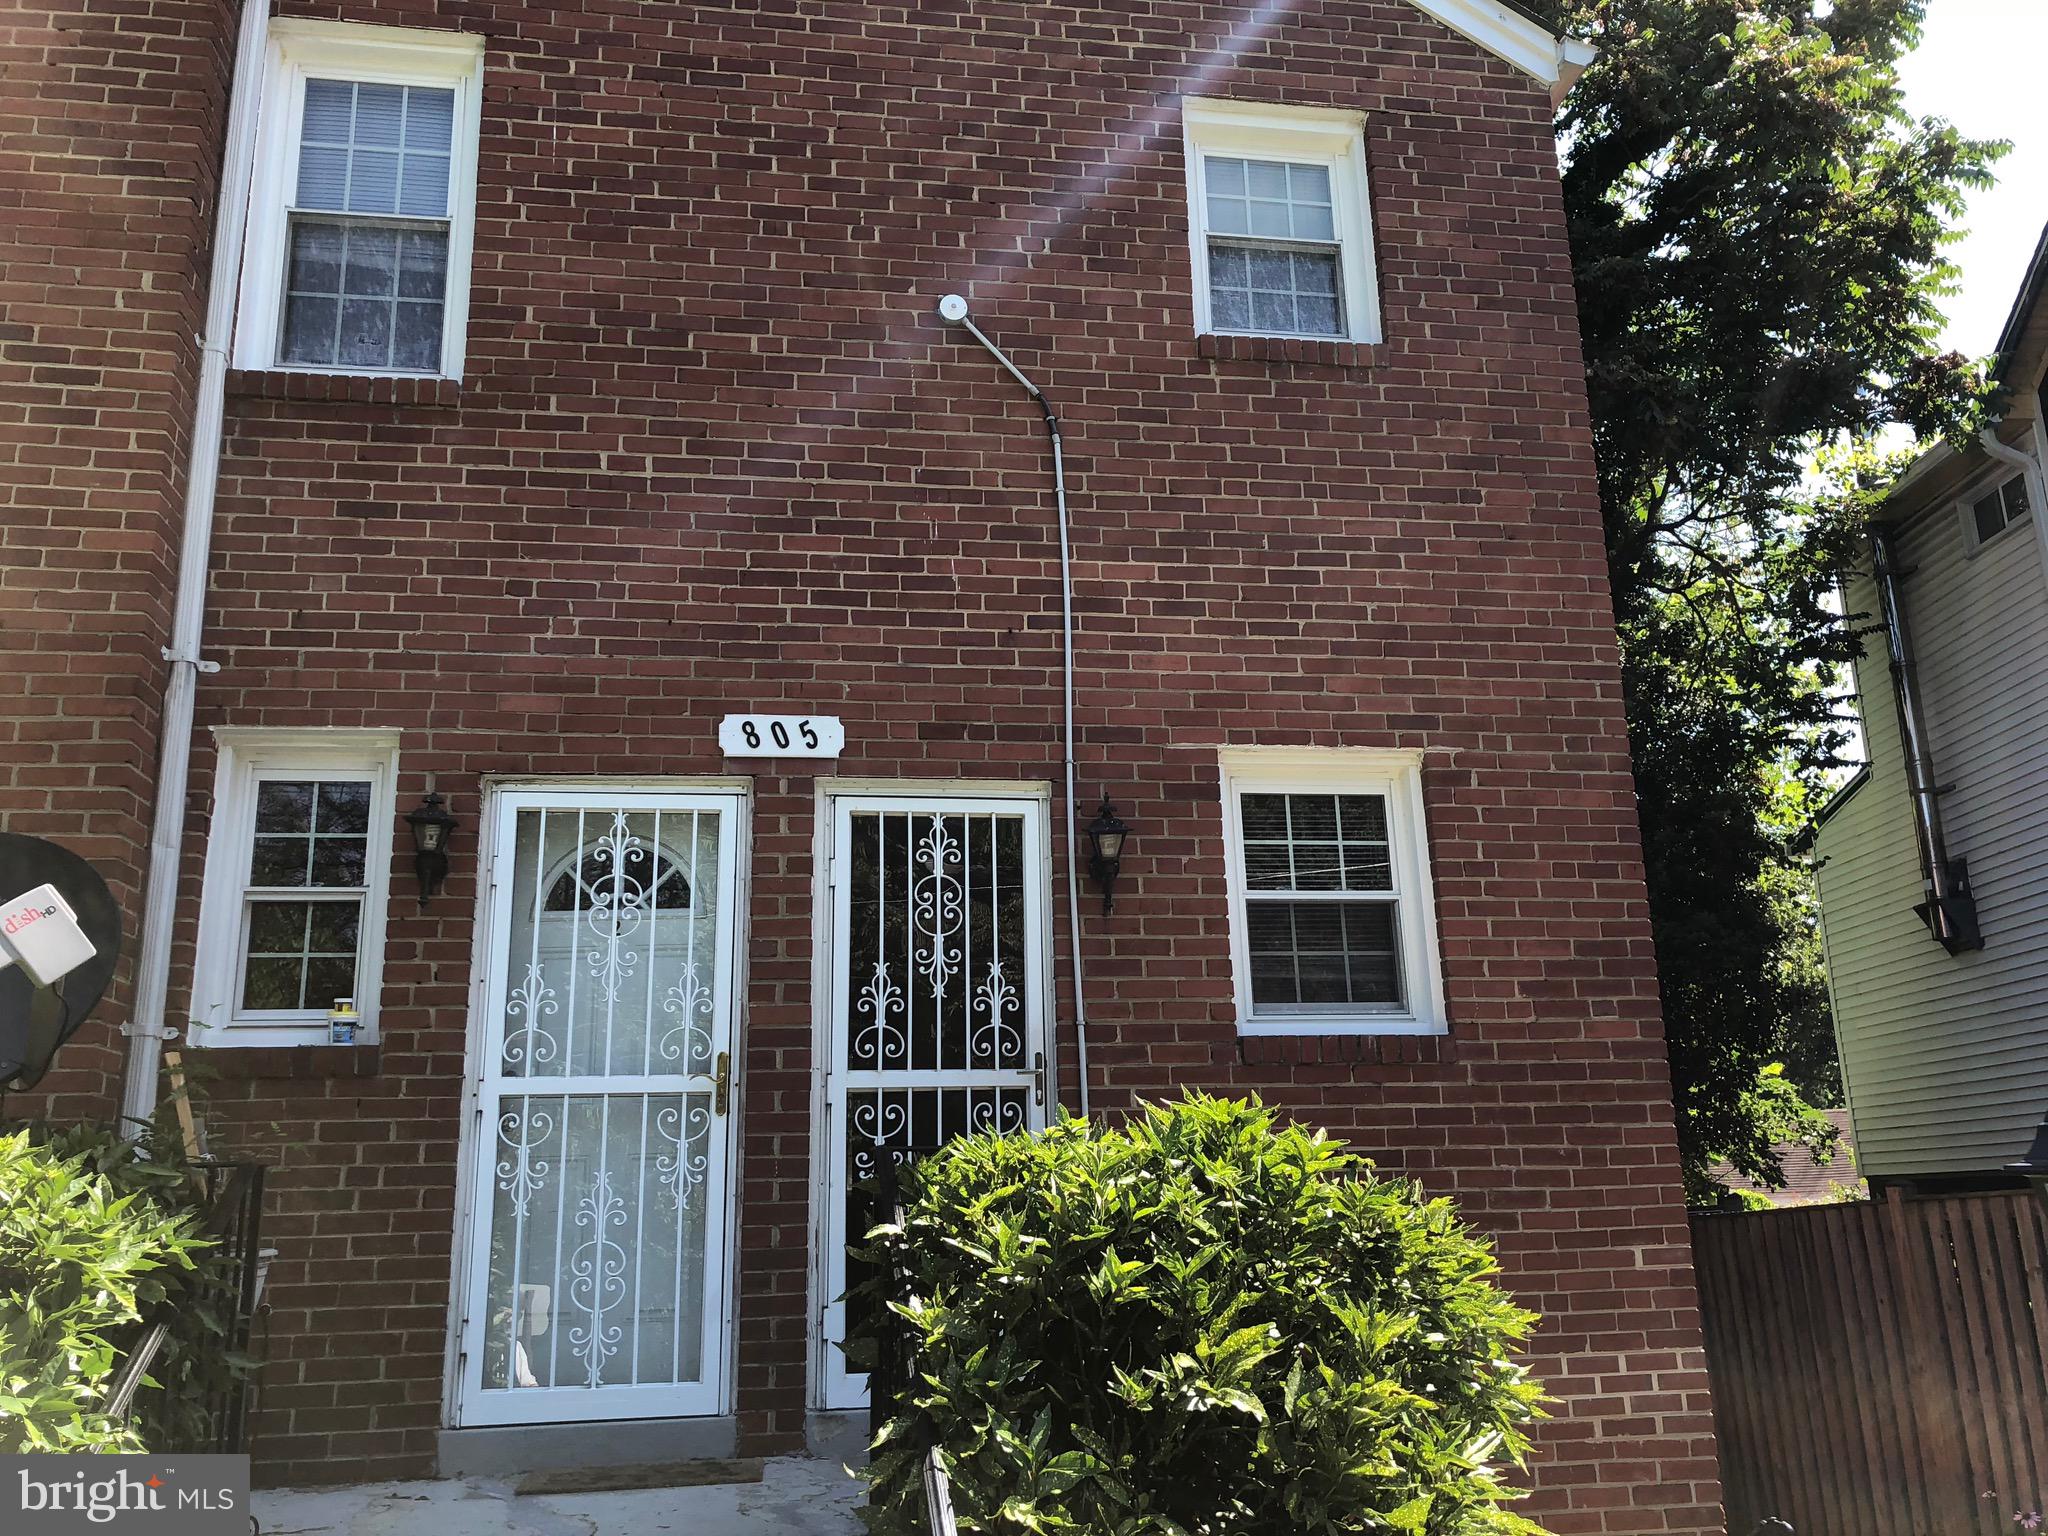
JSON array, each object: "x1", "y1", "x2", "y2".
[{"x1": 252, "y1": 1457, "x2": 864, "y2": 1536}]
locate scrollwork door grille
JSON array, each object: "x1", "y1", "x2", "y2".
[
  {"x1": 822, "y1": 797, "x2": 1050, "y2": 1410},
  {"x1": 456, "y1": 790, "x2": 741, "y2": 1427}
]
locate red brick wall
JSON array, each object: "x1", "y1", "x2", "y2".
[
  {"x1": 6, "y1": 0, "x2": 1722, "y2": 1528},
  {"x1": 0, "y1": 0, "x2": 236, "y2": 1116}
]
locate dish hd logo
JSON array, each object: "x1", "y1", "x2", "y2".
[{"x1": 4, "y1": 1456, "x2": 249, "y2": 1534}]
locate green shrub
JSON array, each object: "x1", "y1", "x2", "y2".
[
  {"x1": 855, "y1": 1095, "x2": 1547, "y2": 1536},
  {"x1": 0, "y1": 1128, "x2": 216, "y2": 1452}
]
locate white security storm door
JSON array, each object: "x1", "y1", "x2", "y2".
[
  {"x1": 456, "y1": 791, "x2": 741, "y2": 1426},
  {"x1": 819, "y1": 794, "x2": 1053, "y2": 1410}
]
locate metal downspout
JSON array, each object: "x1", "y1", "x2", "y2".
[
  {"x1": 935, "y1": 296, "x2": 1092, "y2": 1119},
  {"x1": 1868, "y1": 524, "x2": 1981, "y2": 954},
  {"x1": 119, "y1": 0, "x2": 270, "y2": 1130}
]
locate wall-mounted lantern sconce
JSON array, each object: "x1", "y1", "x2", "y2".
[
  {"x1": 1084, "y1": 793, "x2": 1130, "y2": 915},
  {"x1": 404, "y1": 792, "x2": 458, "y2": 906}
]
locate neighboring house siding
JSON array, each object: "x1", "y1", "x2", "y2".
[
  {"x1": 0, "y1": 2, "x2": 1721, "y2": 1528},
  {"x1": 1817, "y1": 467, "x2": 2048, "y2": 1178}
]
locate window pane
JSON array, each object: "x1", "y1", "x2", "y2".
[
  {"x1": 306, "y1": 903, "x2": 361, "y2": 954},
  {"x1": 393, "y1": 301, "x2": 445, "y2": 371},
  {"x1": 342, "y1": 226, "x2": 400, "y2": 295},
  {"x1": 305, "y1": 957, "x2": 359, "y2": 1012},
  {"x1": 280, "y1": 296, "x2": 339, "y2": 366},
  {"x1": 406, "y1": 87, "x2": 455, "y2": 152},
  {"x1": 1975, "y1": 492, "x2": 2006, "y2": 544},
  {"x1": 317, "y1": 782, "x2": 372, "y2": 834},
  {"x1": 339, "y1": 299, "x2": 394, "y2": 369},
  {"x1": 1206, "y1": 156, "x2": 1247, "y2": 196},
  {"x1": 296, "y1": 145, "x2": 350, "y2": 210},
  {"x1": 249, "y1": 836, "x2": 310, "y2": 887},
  {"x1": 2005, "y1": 475, "x2": 2031, "y2": 522},
  {"x1": 302, "y1": 78, "x2": 354, "y2": 142},
  {"x1": 242, "y1": 956, "x2": 305, "y2": 1011},
  {"x1": 353, "y1": 83, "x2": 405, "y2": 148},
  {"x1": 348, "y1": 149, "x2": 401, "y2": 215},
  {"x1": 256, "y1": 781, "x2": 316, "y2": 833},
  {"x1": 310, "y1": 837, "x2": 368, "y2": 887},
  {"x1": 399, "y1": 153, "x2": 452, "y2": 217},
  {"x1": 247, "y1": 900, "x2": 311, "y2": 953},
  {"x1": 398, "y1": 230, "x2": 449, "y2": 298},
  {"x1": 1248, "y1": 198, "x2": 1292, "y2": 238}
]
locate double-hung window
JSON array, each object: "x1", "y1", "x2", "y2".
[
  {"x1": 236, "y1": 21, "x2": 484, "y2": 379},
  {"x1": 1220, "y1": 750, "x2": 1444, "y2": 1035},
  {"x1": 191, "y1": 731, "x2": 400, "y2": 1046},
  {"x1": 1183, "y1": 99, "x2": 1382, "y2": 344}
]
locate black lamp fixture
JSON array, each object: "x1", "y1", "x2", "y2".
[
  {"x1": 1083, "y1": 792, "x2": 1130, "y2": 915},
  {"x1": 2008, "y1": 1111, "x2": 2048, "y2": 1214},
  {"x1": 404, "y1": 791, "x2": 458, "y2": 906}
]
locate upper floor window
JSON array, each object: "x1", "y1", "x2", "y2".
[
  {"x1": 191, "y1": 730, "x2": 400, "y2": 1046},
  {"x1": 1219, "y1": 750, "x2": 1444, "y2": 1035},
  {"x1": 235, "y1": 21, "x2": 484, "y2": 380},
  {"x1": 1962, "y1": 469, "x2": 2032, "y2": 554},
  {"x1": 1182, "y1": 99, "x2": 1382, "y2": 345}
]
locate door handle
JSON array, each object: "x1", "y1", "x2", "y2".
[
  {"x1": 1032, "y1": 1051, "x2": 1046, "y2": 1108},
  {"x1": 713, "y1": 1051, "x2": 731, "y2": 1116}
]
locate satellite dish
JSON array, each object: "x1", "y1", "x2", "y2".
[{"x1": 0, "y1": 832, "x2": 124, "y2": 1091}]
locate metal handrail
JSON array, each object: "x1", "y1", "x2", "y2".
[{"x1": 101, "y1": 1160, "x2": 267, "y2": 1451}]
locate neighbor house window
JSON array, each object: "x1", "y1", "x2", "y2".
[
  {"x1": 191, "y1": 731, "x2": 400, "y2": 1046},
  {"x1": 234, "y1": 20, "x2": 484, "y2": 379},
  {"x1": 1182, "y1": 99, "x2": 1382, "y2": 344},
  {"x1": 1962, "y1": 469, "x2": 2033, "y2": 554},
  {"x1": 1220, "y1": 750, "x2": 1444, "y2": 1034}
]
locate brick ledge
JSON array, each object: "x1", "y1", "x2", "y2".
[
  {"x1": 1238, "y1": 1032, "x2": 1450, "y2": 1068},
  {"x1": 226, "y1": 368, "x2": 460, "y2": 407},
  {"x1": 1197, "y1": 333, "x2": 1383, "y2": 369},
  {"x1": 189, "y1": 1043, "x2": 381, "y2": 1080}
]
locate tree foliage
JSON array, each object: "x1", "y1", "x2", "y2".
[
  {"x1": 1552, "y1": 0, "x2": 2003, "y2": 1199},
  {"x1": 857, "y1": 1096, "x2": 1546, "y2": 1536}
]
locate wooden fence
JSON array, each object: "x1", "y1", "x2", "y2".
[{"x1": 1691, "y1": 1191, "x2": 2048, "y2": 1536}]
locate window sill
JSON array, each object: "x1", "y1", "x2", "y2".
[
  {"x1": 1237, "y1": 1032, "x2": 1450, "y2": 1068},
  {"x1": 187, "y1": 1042, "x2": 381, "y2": 1080},
  {"x1": 1196, "y1": 333, "x2": 1382, "y2": 369},
  {"x1": 226, "y1": 368, "x2": 461, "y2": 407}
]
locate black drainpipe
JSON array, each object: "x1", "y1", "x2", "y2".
[{"x1": 1869, "y1": 524, "x2": 1982, "y2": 953}]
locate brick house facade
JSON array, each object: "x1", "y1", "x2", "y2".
[{"x1": 0, "y1": 0, "x2": 1723, "y2": 1528}]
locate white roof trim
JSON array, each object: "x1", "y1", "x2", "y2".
[{"x1": 1406, "y1": 0, "x2": 1592, "y2": 89}]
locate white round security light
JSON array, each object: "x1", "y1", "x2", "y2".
[{"x1": 936, "y1": 294, "x2": 971, "y2": 325}]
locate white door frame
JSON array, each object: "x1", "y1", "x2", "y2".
[
  {"x1": 808, "y1": 780, "x2": 1057, "y2": 1411},
  {"x1": 445, "y1": 780, "x2": 751, "y2": 1429}
]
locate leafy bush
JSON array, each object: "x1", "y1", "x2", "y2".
[
  {"x1": 856, "y1": 1095, "x2": 1546, "y2": 1536},
  {"x1": 0, "y1": 1129, "x2": 204, "y2": 1450},
  {"x1": 38, "y1": 1117, "x2": 263, "y2": 1451}
]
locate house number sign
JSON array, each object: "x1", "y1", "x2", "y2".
[{"x1": 718, "y1": 714, "x2": 845, "y2": 759}]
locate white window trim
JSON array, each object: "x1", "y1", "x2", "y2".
[
  {"x1": 1219, "y1": 748, "x2": 1446, "y2": 1036},
  {"x1": 233, "y1": 19, "x2": 485, "y2": 381},
  {"x1": 1181, "y1": 97, "x2": 1383, "y2": 346},
  {"x1": 1956, "y1": 466, "x2": 2033, "y2": 558},
  {"x1": 190, "y1": 729, "x2": 402, "y2": 1047}
]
